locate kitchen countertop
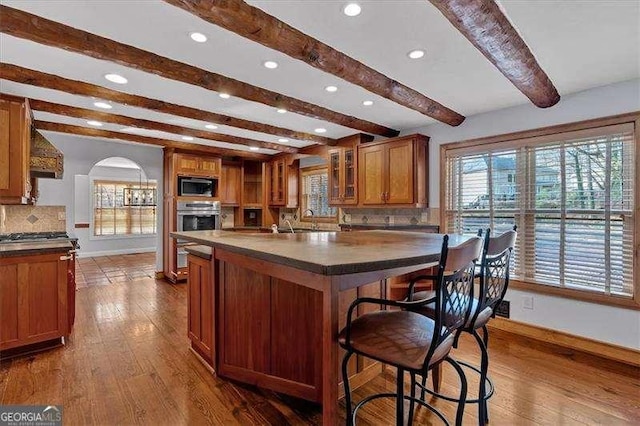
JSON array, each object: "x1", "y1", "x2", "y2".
[
  {"x1": 184, "y1": 244, "x2": 212, "y2": 260},
  {"x1": 171, "y1": 229, "x2": 470, "y2": 275},
  {"x1": 339, "y1": 223, "x2": 439, "y2": 231},
  {"x1": 0, "y1": 239, "x2": 74, "y2": 258}
]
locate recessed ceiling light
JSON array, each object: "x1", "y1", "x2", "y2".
[
  {"x1": 315, "y1": 128, "x2": 327, "y2": 133},
  {"x1": 219, "y1": 93, "x2": 231, "y2": 99},
  {"x1": 343, "y1": 3, "x2": 361, "y2": 17},
  {"x1": 263, "y1": 60, "x2": 278, "y2": 69},
  {"x1": 190, "y1": 32, "x2": 207, "y2": 43},
  {"x1": 249, "y1": 147, "x2": 260, "y2": 151},
  {"x1": 278, "y1": 138, "x2": 289, "y2": 143},
  {"x1": 276, "y1": 108, "x2": 287, "y2": 114},
  {"x1": 93, "y1": 101, "x2": 112, "y2": 109},
  {"x1": 362, "y1": 100, "x2": 374, "y2": 106},
  {"x1": 407, "y1": 49, "x2": 425, "y2": 59},
  {"x1": 87, "y1": 120, "x2": 103, "y2": 127},
  {"x1": 182, "y1": 136, "x2": 194, "y2": 141},
  {"x1": 325, "y1": 85, "x2": 338, "y2": 93},
  {"x1": 104, "y1": 73, "x2": 128, "y2": 84},
  {"x1": 205, "y1": 124, "x2": 218, "y2": 130}
]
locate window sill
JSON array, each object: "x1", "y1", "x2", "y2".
[
  {"x1": 300, "y1": 217, "x2": 338, "y2": 224},
  {"x1": 89, "y1": 233, "x2": 157, "y2": 241},
  {"x1": 510, "y1": 279, "x2": 640, "y2": 310}
]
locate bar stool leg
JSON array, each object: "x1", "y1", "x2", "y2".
[
  {"x1": 342, "y1": 351, "x2": 355, "y2": 426},
  {"x1": 473, "y1": 329, "x2": 490, "y2": 425},
  {"x1": 408, "y1": 372, "x2": 417, "y2": 424},
  {"x1": 396, "y1": 367, "x2": 405, "y2": 426},
  {"x1": 444, "y1": 357, "x2": 468, "y2": 426}
]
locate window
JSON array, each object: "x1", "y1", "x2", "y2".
[
  {"x1": 444, "y1": 119, "x2": 637, "y2": 305},
  {"x1": 93, "y1": 180, "x2": 157, "y2": 236},
  {"x1": 300, "y1": 167, "x2": 337, "y2": 219}
]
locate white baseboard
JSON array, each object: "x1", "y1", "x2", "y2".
[{"x1": 77, "y1": 247, "x2": 157, "y2": 258}]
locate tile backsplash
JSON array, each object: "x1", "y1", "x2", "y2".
[{"x1": 0, "y1": 205, "x2": 67, "y2": 234}]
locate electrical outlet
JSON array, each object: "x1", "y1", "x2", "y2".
[
  {"x1": 495, "y1": 300, "x2": 510, "y2": 318},
  {"x1": 388, "y1": 215, "x2": 395, "y2": 225},
  {"x1": 522, "y1": 296, "x2": 534, "y2": 310},
  {"x1": 57, "y1": 211, "x2": 66, "y2": 221},
  {"x1": 343, "y1": 214, "x2": 351, "y2": 223},
  {"x1": 420, "y1": 211, "x2": 429, "y2": 223}
]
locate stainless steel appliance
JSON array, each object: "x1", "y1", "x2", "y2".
[
  {"x1": 176, "y1": 200, "x2": 221, "y2": 268},
  {"x1": 178, "y1": 176, "x2": 218, "y2": 197}
]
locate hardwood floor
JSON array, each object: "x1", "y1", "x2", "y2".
[{"x1": 1, "y1": 255, "x2": 639, "y2": 425}]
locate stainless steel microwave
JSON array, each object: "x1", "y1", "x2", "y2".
[{"x1": 178, "y1": 176, "x2": 217, "y2": 197}]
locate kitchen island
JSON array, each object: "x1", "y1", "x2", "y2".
[{"x1": 171, "y1": 229, "x2": 470, "y2": 425}]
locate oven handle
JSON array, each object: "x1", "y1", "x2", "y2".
[{"x1": 176, "y1": 211, "x2": 220, "y2": 216}]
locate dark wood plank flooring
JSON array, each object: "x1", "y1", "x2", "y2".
[{"x1": 2, "y1": 255, "x2": 639, "y2": 425}]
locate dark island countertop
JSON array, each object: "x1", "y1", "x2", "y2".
[
  {"x1": 0, "y1": 240, "x2": 74, "y2": 258},
  {"x1": 171, "y1": 230, "x2": 469, "y2": 275},
  {"x1": 184, "y1": 244, "x2": 213, "y2": 260}
]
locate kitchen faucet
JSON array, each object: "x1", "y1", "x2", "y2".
[
  {"x1": 284, "y1": 219, "x2": 295, "y2": 234},
  {"x1": 303, "y1": 209, "x2": 318, "y2": 230}
]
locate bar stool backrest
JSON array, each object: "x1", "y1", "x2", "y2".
[
  {"x1": 425, "y1": 235, "x2": 483, "y2": 367},
  {"x1": 478, "y1": 227, "x2": 517, "y2": 317}
]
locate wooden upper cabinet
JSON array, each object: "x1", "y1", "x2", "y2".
[
  {"x1": 328, "y1": 146, "x2": 358, "y2": 206},
  {"x1": 268, "y1": 157, "x2": 298, "y2": 208},
  {"x1": 357, "y1": 134, "x2": 429, "y2": 207},
  {"x1": 0, "y1": 95, "x2": 33, "y2": 205},
  {"x1": 175, "y1": 153, "x2": 221, "y2": 177},
  {"x1": 220, "y1": 162, "x2": 241, "y2": 206}
]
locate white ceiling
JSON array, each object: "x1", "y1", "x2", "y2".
[{"x1": 0, "y1": 0, "x2": 638, "y2": 154}]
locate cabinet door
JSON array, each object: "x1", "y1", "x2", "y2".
[
  {"x1": 359, "y1": 144, "x2": 385, "y2": 205},
  {"x1": 269, "y1": 159, "x2": 285, "y2": 205},
  {"x1": 342, "y1": 147, "x2": 357, "y2": 205},
  {"x1": 200, "y1": 157, "x2": 221, "y2": 177},
  {"x1": 0, "y1": 263, "x2": 20, "y2": 349},
  {"x1": 386, "y1": 140, "x2": 414, "y2": 204},
  {"x1": 187, "y1": 255, "x2": 215, "y2": 365},
  {"x1": 221, "y1": 163, "x2": 241, "y2": 205},
  {"x1": 23, "y1": 255, "x2": 68, "y2": 343},
  {"x1": 0, "y1": 98, "x2": 31, "y2": 204},
  {"x1": 176, "y1": 154, "x2": 201, "y2": 175},
  {"x1": 328, "y1": 149, "x2": 341, "y2": 204}
]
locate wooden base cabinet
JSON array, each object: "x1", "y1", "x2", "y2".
[
  {"x1": 0, "y1": 251, "x2": 69, "y2": 351},
  {"x1": 187, "y1": 253, "x2": 215, "y2": 367}
]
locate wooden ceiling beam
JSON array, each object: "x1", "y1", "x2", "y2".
[
  {"x1": 0, "y1": 4, "x2": 398, "y2": 137},
  {"x1": 34, "y1": 121, "x2": 271, "y2": 160},
  {"x1": 164, "y1": 0, "x2": 465, "y2": 127},
  {"x1": 428, "y1": 0, "x2": 560, "y2": 108},
  {"x1": 0, "y1": 63, "x2": 333, "y2": 145},
  {"x1": 29, "y1": 99, "x2": 299, "y2": 153}
]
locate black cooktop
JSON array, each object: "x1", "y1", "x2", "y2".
[{"x1": 0, "y1": 232, "x2": 70, "y2": 242}]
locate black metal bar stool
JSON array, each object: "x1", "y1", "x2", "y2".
[
  {"x1": 408, "y1": 227, "x2": 517, "y2": 425},
  {"x1": 338, "y1": 234, "x2": 483, "y2": 426}
]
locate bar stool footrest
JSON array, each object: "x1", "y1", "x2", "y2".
[
  {"x1": 417, "y1": 361, "x2": 494, "y2": 404},
  {"x1": 352, "y1": 392, "x2": 450, "y2": 426}
]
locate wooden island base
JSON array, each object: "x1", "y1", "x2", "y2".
[{"x1": 175, "y1": 230, "x2": 465, "y2": 425}]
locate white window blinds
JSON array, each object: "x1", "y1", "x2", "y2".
[
  {"x1": 301, "y1": 170, "x2": 337, "y2": 218},
  {"x1": 93, "y1": 180, "x2": 157, "y2": 236},
  {"x1": 445, "y1": 123, "x2": 635, "y2": 297}
]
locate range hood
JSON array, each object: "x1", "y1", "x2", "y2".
[{"x1": 30, "y1": 128, "x2": 64, "y2": 179}]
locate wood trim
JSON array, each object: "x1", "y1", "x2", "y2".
[
  {"x1": 154, "y1": 271, "x2": 165, "y2": 280},
  {"x1": 29, "y1": 99, "x2": 299, "y2": 153},
  {"x1": 74, "y1": 223, "x2": 89, "y2": 229},
  {"x1": 441, "y1": 111, "x2": 640, "y2": 152},
  {"x1": 510, "y1": 279, "x2": 640, "y2": 310},
  {"x1": 165, "y1": 0, "x2": 464, "y2": 127},
  {"x1": 488, "y1": 317, "x2": 640, "y2": 367},
  {"x1": 34, "y1": 121, "x2": 270, "y2": 160},
  {"x1": 440, "y1": 111, "x2": 640, "y2": 308},
  {"x1": 0, "y1": 5, "x2": 395, "y2": 138},
  {"x1": 429, "y1": 0, "x2": 559, "y2": 109},
  {"x1": 0, "y1": 63, "x2": 334, "y2": 145}
]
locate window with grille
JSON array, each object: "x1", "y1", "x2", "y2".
[
  {"x1": 444, "y1": 122, "x2": 636, "y2": 300},
  {"x1": 301, "y1": 168, "x2": 337, "y2": 219},
  {"x1": 93, "y1": 180, "x2": 157, "y2": 236}
]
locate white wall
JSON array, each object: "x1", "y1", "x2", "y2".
[
  {"x1": 405, "y1": 79, "x2": 640, "y2": 350},
  {"x1": 36, "y1": 133, "x2": 164, "y2": 271}
]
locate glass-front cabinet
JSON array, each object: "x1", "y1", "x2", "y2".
[
  {"x1": 269, "y1": 158, "x2": 286, "y2": 205},
  {"x1": 328, "y1": 146, "x2": 358, "y2": 205}
]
